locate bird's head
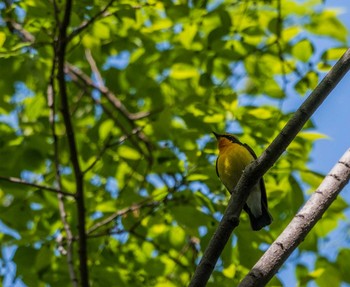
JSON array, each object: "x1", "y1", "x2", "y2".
[{"x1": 212, "y1": 132, "x2": 240, "y2": 151}]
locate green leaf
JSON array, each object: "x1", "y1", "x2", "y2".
[
  {"x1": 0, "y1": 32, "x2": 6, "y2": 47},
  {"x1": 118, "y1": 145, "x2": 141, "y2": 160},
  {"x1": 14, "y1": 246, "x2": 39, "y2": 286},
  {"x1": 296, "y1": 263, "x2": 312, "y2": 286},
  {"x1": 35, "y1": 245, "x2": 52, "y2": 274},
  {"x1": 23, "y1": 95, "x2": 46, "y2": 121},
  {"x1": 307, "y1": 10, "x2": 348, "y2": 43},
  {"x1": 177, "y1": 23, "x2": 198, "y2": 49},
  {"x1": 292, "y1": 39, "x2": 314, "y2": 62},
  {"x1": 315, "y1": 257, "x2": 341, "y2": 287},
  {"x1": 300, "y1": 170, "x2": 324, "y2": 191},
  {"x1": 168, "y1": 226, "x2": 186, "y2": 247},
  {"x1": 96, "y1": 200, "x2": 117, "y2": 212},
  {"x1": 321, "y1": 47, "x2": 348, "y2": 61},
  {"x1": 169, "y1": 63, "x2": 199, "y2": 79},
  {"x1": 171, "y1": 205, "x2": 211, "y2": 233},
  {"x1": 314, "y1": 217, "x2": 338, "y2": 237},
  {"x1": 222, "y1": 264, "x2": 236, "y2": 279},
  {"x1": 99, "y1": 119, "x2": 114, "y2": 141},
  {"x1": 298, "y1": 132, "x2": 328, "y2": 141},
  {"x1": 187, "y1": 173, "x2": 209, "y2": 181},
  {"x1": 288, "y1": 175, "x2": 305, "y2": 213},
  {"x1": 93, "y1": 22, "x2": 111, "y2": 40},
  {"x1": 295, "y1": 71, "x2": 319, "y2": 96},
  {"x1": 337, "y1": 249, "x2": 350, "y2": 283}
]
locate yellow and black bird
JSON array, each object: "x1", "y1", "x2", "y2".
[{"x1": 213, "y1": 132, "x2": 272, "y2": 231}]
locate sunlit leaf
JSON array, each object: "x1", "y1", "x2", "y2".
[
  {"x1": 169, "y1": 63, "x2": 199, "y2": 79},
  {"x1": 0, "y1": 32, "x2": 6, "y2": 47},
  {"x1": 292, "y1": 39, "x2": 314, "y2": 62}
]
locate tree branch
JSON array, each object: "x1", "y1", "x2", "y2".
[
  {"x1": 239, "y1": 148, "x2": 350, "y2": 286},
  {"x1": 0, "y1": 175, "x2": 74, "y2": 197},
  {"x1": 48, "y1": 46, "x2": 78, "y2": 286},
  {"x1": 56, "y1": 0, "x2": 89, "y2": 285},
  {"x1": 65, "y1": 63, "x2": 137, "y2": 122},
  {"x1": 189, "y1": 48, "x2": 350, "y2": 287}
]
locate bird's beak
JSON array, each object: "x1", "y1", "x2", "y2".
[{"x1": 212, "y1": 131, "x2": 221, "y2": 139}]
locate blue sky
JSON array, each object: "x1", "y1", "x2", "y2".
[{"x1": 310, "y1": 0, "x2": 350, "y2": 176}]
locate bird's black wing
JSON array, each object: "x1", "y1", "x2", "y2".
[
  {"x1": 243, "y1": 143, "x2": 258, "y2": 159},
  {"x1": 215, "y1": 157, "x2": 219, "y2": 177},
  {"x1": 243, "y1": 143, "x2": 268, "y2": 207}
]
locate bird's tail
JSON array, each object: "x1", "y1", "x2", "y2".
[{"x1": 244, "y1": 202, "x2": 273, "y2": 231}]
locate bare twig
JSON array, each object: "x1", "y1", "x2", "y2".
[
  {"x1": 56, "y1": 0, "x2": 89, "y2": 285},
  {"x1": 3, "y1": 1, "x2": 34, "y2": 43},
  {"x1": 4, "y1": 17, "x2": 35, "y2": 43},
  {"x1": 67, "y1": 0, "x2": 116, "y2": 42},
  {"x1": 83, "y1": 127, "x2": 143, "y2": 174},
  {"x1": 0, "y1": 175, "x2": 74, "y2": 197},
  {"x1": 87, "y1": 200, "x2": 160, "y2": 234},
  {"x1": 239, "y1": 148, "x2": 350, "y2": 287},
  {"x1": 85, "y1": 49, "x2": 104, "y2": 88},
  {"x1": 189, "y1": 48, "x2": 350, "y2": 287}
]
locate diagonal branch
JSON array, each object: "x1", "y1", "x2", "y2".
[
  {"x1": 239, "y1": 148, "x2": 350, "y2": 287},
  {"x1": 56, "y1": 0, "x2": 89, "y2": 286},
  {"x1": 65, "y1": 63, "x2": 136, "y2": 121},
  {"x1": 65, "y1": 62, "x2": 153, "y2": 162},
  {"x1": 0, "y1": 175, "x2": 74, "y2": 197},
  {"x1": 189, "y1": 48, "x2": 350, "y2": 287}
]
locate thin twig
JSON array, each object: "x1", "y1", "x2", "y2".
[
  {"x1": 87, "y1": 200, "x2": 160, "y2": 234},
  {"x1": 0, "y1": 175, "x2": 74, "y2": 197},
  {"x1": 67, "y1": 0, "x2": 116, "y2": 42},
  {"x1": 56, "y1": 0, "x2": 89, "y2": 285},
  {"x1": 85, "y1": 49, "x2": 104, "y2": 88},
  {"x1": 4, "y1": 18, "x2": 35, "y2": 43},
  {"x1": 83, "y1": 127, "x2": 143, "y2": 174}
]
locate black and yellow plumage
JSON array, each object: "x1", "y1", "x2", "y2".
[{"x1": 213, "y1": 132, "x2": 272, "y2": 231}]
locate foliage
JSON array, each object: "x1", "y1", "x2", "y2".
[{"x1": 0, "y1": 0, "x2": 348, "y2": 286}]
